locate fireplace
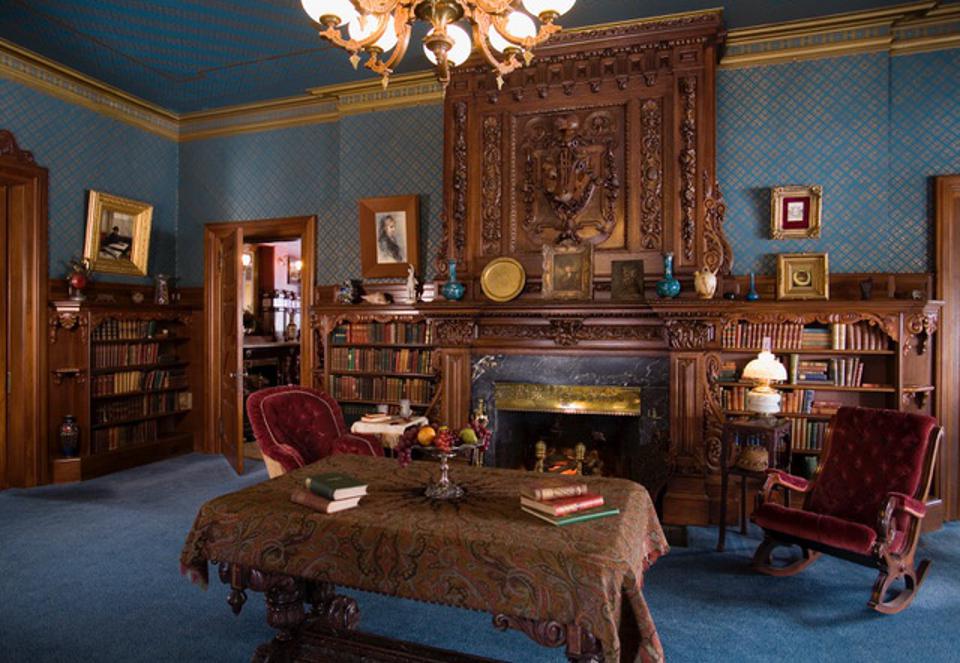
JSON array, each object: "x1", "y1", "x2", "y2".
[{"x1": 472, "y1": 355, "x2": 670, "y2": 494}]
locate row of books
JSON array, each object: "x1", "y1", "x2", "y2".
[
  {"x1": 93, "y1": 343, "x2": 160, "y2": 369},
  {"x1": 719, "y1": 322, "x2": 888, "y2": 351},
  {"x1": 331, "y1": 322, "x2": 432, "y2": 346},
  {"x1": 329, "y1": 347, "x2": 433, "y2": 374},
  {"x1": 92, "y1": 319, "x2": 162, "y2": 341},
  {"x1": 331, "y1": 375, "x2": 433, "y2": 403},
  {"x1": 92, "y1": 369, "x2": 187, "y2": 396},
  {"x1": 788, "y1": 355, "x2": 865, "y2": 387},
  {"x1": 91, "y1": 420, "x2": 158, "y2": 454},
  {"x1": 519, "y1": 480, "x2": 619, "y2": 526},
  {"x1": 92, "y1": 393, "x2": 186, "y2": 425},
  {"x1": 291, "y1": 472, "x2": 368, "y2": 514},
  {"x1": 722, "y1": 386, "x2": 841, "y2": 416},
  {"x1": 790, "y1": 419, "x2": 829, "y2": 452}
]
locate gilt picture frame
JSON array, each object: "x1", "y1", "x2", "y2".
[
  {"x1": 359, "y1": 195, "x2": 420, "y2": 279},
  {"x1": 771, "y1": 185, "x2": 823, "y2": 239},
  {"x1": 777, "y1": 253, "x2": 829, "y2": 300},
  {"x1": 611, "y1": 259, "x2": 645, "y2": 302},
  {"x1": 542, "y1": 243, "x2": 593, "y2": 300},
  {"x1": 83, "y1": 190, "x2": 153, "y2": 276}
]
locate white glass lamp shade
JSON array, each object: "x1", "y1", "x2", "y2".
[
  {"x1": 522, "y1": 0, "x2": 576, "y2": 18},
  {"x1": 348, "y1": 13, "x2": 398, "y2": 52},
  {"x1": 423, "y1": 23, "x2": 473, "y2": 66},
  {"x1": 742, "y1": 350, "x2": 788, "y2": 415},
  {"x1": 489, "y1": 11, "x2": 537, "y2": 53},
  {"x1": 241, "y1": 253, "x2": 253, "y2": 268},
  {"x1": 301, "y1": 0, "x2": 358, "y2": 27}
]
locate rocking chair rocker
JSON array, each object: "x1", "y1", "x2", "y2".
[{"x1": 750, "y1": 406, "x2": 942, "y2": 614}]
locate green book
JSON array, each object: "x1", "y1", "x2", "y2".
[
  {"x1": 304, "y1": 473, "x2": 367, "y2": 501},
  {"x1": 521, "y1": 505, "x2": 621, "y2": 527}
]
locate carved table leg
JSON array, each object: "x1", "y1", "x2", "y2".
[
  {"x1": 493, "y1": 614, "x2": 604, "y2": 663},
  {"x1": 217, "y1": 563, "x2": 361, "y2": 662}
]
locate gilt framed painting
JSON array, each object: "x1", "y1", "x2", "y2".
[
  {"x1": 771, "y1": 185, "x2": 823, "y2": 239},
  {"x1": 83, "y1": 190, "x2": 153, "y2": 276},
  {"x1": 542, "y1": 243, "x2": 593, "y2": 300},
  {"x1": 359, "y1": 195, "x2": 420, "y2": 278},
  {"x1": 777, "y1": 253, "x2": 830, "y2": 300}
]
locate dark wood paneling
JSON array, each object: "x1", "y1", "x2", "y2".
[{"x1": 936, "y1": 175, "x2": 960, "y2": 521}]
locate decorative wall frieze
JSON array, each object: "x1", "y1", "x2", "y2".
[
  {"x1": 664, "y1": 319, "x2": 713, "y2": 350},
  {"x1": 639, "y1": 99, "x2": 663, "y2": 250},
  {"x1": 481, "y1": 115, "x2": 503, "y2": 256},
  {"x1": 436, "y1": 101, "x2": 468, "y2": 276},
  {"x1": 434, "y1": 319, "x2": 476, "y2": 346},
  {"x1": 678, "y1": 76, "x2": 698, "y2": 264},
  {"x1": 480, "y1": 319, "x2": 663, "y2": 347}
]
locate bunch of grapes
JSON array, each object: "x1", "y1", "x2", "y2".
[
  {"x1": 435, "y1": 427, "x2": 457, "y2": 453},
  {"x1": 471, "y1": 420, "x2": 492, "y2": 452},
  {"x1": 395, "y1": 427, "x2": 419, "y2": 468}
]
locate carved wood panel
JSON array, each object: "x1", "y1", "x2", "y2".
[{"x1": 440, "y1": 13, "x2": 726, "y2": 281}]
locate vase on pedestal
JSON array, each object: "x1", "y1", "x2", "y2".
[{"x1": 656, "y1": 252, "x2": 681, "y2": 299}]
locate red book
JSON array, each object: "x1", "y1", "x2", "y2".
[
  {"x1": 520, "y1": 493, "x2": 605, "y2": 517},
  {"x1": 520, "y1": 481, "x2": 588, "y2": 501}
]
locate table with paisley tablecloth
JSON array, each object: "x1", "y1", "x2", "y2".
[{"x1": 180, "y1": 454, "x2": 669, "y2": 662}]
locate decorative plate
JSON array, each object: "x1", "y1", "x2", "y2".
[{"x1": 481, "y1": 258, "x2": 526, "y2": 302}]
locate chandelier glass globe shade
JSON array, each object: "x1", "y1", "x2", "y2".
[
  {"x1": 522, "y1": 0, "x2": 576, "y2": 18},
  {"x1": 489, "y1": 11, "x2": 537, "y2": 53},
  {"x1": 423, "y1": 24, "x2": 473, "y2": 67},
  {"x1": 300, "y1": 0, "x2": 358, "y2": 27}
]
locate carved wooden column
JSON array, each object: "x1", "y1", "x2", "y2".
[{"x1": 433, "y1": 318, "x2": 475, "y2": 425}]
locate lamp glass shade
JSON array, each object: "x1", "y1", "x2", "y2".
[
  {"x1": 301, "y1": 0, "x2": 358, "y2": 26},
  {"x1": 742, "y1": 351, "x2": 788, "y2": 382},
  {"x1": 423, "y1": 24, "x2": 473, "y2": 66},
  {"x1": 348, "y1": 13, "x2": 398, "y2": 52},
  {"x1": 522, "y1": 0, "x2": 576, "y2": 18},
  {"x1": 489, "y1": 11, "x2": 537, "y2": 53}
]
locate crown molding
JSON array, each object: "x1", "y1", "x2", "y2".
[{"x1": 2, "y1": 4, "x2": 959, "y2": 140}]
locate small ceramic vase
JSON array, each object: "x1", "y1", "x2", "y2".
[
  {"x1": 441, "y1": 260, "x2": 466, "y2": 301},
  {"x1": 59, "y1": 415, "x2": 80, "y2": 458},
  {"x1": 693, "y1": 266, "x2": 718, "y2": 299},
  {"x1": 746, "y1": 272, "x2": 760, "y2": 302},
  {"x1": 656, "y1": 252, "x2": 681, "y2": 299}
]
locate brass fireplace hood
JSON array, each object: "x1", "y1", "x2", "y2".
[{"x1": 494, "y1": 383, "x2": 642, "y2": 417}]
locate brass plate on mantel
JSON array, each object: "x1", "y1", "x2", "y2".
[
  {"x1": 480, "y1": 258, "x2": 526, "y2": 302},
  {"x1": 494, "y1": 383, "x2": 641, "y2": 417}
]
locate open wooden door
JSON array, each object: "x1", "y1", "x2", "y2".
[{"x1": 205, "y1": 226, "x2": 244, "y2": 473}]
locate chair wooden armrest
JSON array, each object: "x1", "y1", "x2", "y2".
[
  {"x1": 886, "y1": 492, "x2": 926, "y2": 519},
  {"x1": 759, "y1": 469, "x2": 811, "y2": 503},
  {"x1": 877, "y1": 491, "x2": 927, "y2": 549}
]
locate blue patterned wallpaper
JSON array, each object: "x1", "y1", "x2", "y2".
[
  {"x1": 0, "y1": 78, "x2": 178, "y2": 283},
  {"x1": 177, "y1": 104, "x2": 444, "y2": 286},
  {"x1": 890, "y1": 49, "x2": 960, "y2": 267}
]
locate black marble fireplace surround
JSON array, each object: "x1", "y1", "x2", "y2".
[{"x1": 471, "y1": 355, "x2": 670, "y2": 494}]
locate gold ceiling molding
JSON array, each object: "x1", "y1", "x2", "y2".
[
  {"x1": 719, "y1": 1, "x2": 954, "y2": 68},
  {"x1": 2, "y1": 4, "x2": 959, "y2": 140}
]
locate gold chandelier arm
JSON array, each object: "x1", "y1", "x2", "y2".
[
  {"x1": 364, "y1": 9, "x2": 413, "y2": 78},
  {"x1": 489, "y1": 11, "x2": 561, "y2": 51},
  {"x1": 471, "y1": 0, "x2": 516, "y2": 13},
  {"x1": 352, "y1": 0, "x2": 405, "y2": 13},
  {"x1": 469, "y1": 16, "x2": 523, "y2": 80},
  {"x1": 316, "y1": 12, "x2": 392, "y2": 55}
]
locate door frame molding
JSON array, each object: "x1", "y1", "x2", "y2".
[
  {"x1": 0, "y1": 130, "x2": 48, "y2": 488},
  {"x1": 935, "y1": 175, "x2": 960, "y2": 521},
  {"x1": 203, "y1": 215, "x2": 317, "y2": 461}
]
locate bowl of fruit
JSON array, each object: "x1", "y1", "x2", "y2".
[{"x1": 397, "y1": 420, "x2": 492, "y2": 500}]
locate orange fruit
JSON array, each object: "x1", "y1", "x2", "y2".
[{"x1": 416, "y1": 426, "x2": 437, "y2": 446}]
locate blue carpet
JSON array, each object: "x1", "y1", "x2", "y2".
[{"x1": 0, "y1": 453, "x2": 957, "y2": 662}]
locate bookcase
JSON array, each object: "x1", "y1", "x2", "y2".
[
  {"x1": 320, "y1": 315, "x2": 438, "y2": 424},
  {"x1": 48, "y1": 301, "x2": 199, "y2": 482},
  {"x1": 712, "y1": 305, "x2": 937, "y2": 476}
]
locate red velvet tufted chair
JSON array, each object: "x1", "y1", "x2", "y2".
[
  {"x1": 246, "y1": 386, "x2": 383, "y2": 479},
  {"x1": 750, "y1": 406, "x2": 941, "y2": 614}
]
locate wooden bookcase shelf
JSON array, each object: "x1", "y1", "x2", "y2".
[
  {"x1": 319, "y1": 316, "x2": 438, "y2": 422},
  {"x1": 713, "y1": 307, "x2": 938, "y2": 471},
  {"x1": 48, "y1": 301, "x2": 199, "y2": 482}
]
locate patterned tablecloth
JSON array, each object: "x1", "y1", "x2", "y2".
[{"x1": 181, "y1": 455, "x2": 669, "y2": 662}]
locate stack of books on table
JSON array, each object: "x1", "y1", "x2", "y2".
[
  {"x1": 290, "y1": 472, "x2": 367, "y2": 514},
  {"x1": 519, "y1": 481, "x2": 620, "y2": 526}
]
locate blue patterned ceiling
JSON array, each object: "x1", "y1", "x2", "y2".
[{"x1": 0, "y1": 1, "x2": 936, "y2": 113}]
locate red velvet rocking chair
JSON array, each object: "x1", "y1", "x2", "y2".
[
  {"x1": 750, "y1": 406, "x2": 942, "y2": 614},
  {"x1": 246, "y1": 385, "x2": 383, "y2": 478}
]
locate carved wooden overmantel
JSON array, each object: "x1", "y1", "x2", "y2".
[{"x1": 436, "y1": 10, "x2": 729, "y2": 283}]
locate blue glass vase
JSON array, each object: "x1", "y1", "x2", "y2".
[
  {"x1": 746, "y1": 272, "x2": 760, "y2": 301},
  {"x1": 441, "y1": 260, "x2": 466, "y2": 301},
  {"x1": 656, "y1": 252, "x2": 681, "y2": 299}
]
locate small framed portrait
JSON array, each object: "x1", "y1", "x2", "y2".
[
  {"x1": 771, "y1": 185, "x2": 823, "y2": 239},
  {"x1": 542, "y1": 243, "x2": 593, "y2": 300},
  {"x1": 611, "y1": 259, "x2": 645, "y2": 301},
  {"x1": 777, "y1": 253, "x2": 829, "y2": 300},
  {"x1": 359, "y1": 195, "x2": 419, "y2": 278},
  {"x1": 83, "y1": 190, "x2": 153, "y2": 276}
]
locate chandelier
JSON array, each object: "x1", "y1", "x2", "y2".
[{"x1": 301, "y1": 1, "x2": 577, "y2": 89}]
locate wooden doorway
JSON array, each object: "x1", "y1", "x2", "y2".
[
  {"x1": 936, "y1": 175, "x2": 960, "y2": 521},
  {"x1": 203, "y1": 216, "x2": 317, "y2": 474},
  {"x1": 0, "y1": 130, "x2": 48, "y2": 488}
]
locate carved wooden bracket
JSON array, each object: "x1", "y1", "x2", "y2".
[
  {"x1": 904, "y1": 312, "x2": 938, "y2": 356},
  {"x1": 0, "y1": 129, "x2": 36, "y2": 164},
  {"x1": 664, "y1": 319, "x2": 712, "y2": 350},
  {"x1": 48, "y1": 311, "x2": 87, "y2": 344}
]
